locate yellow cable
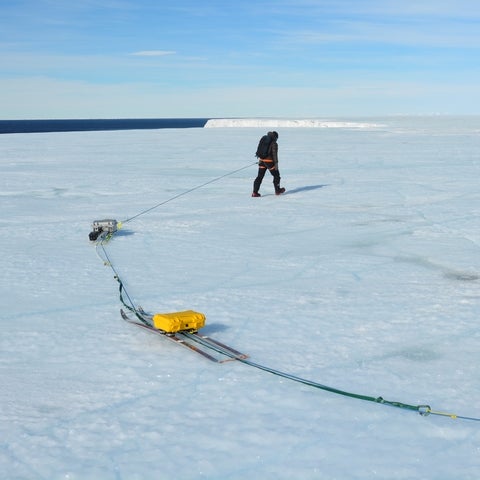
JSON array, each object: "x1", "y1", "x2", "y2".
[{"x1": 427, "y1": 408, "x2": 458, "y2": 419}]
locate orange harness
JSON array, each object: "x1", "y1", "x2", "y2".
[{"x1": 259, "y1": 159, "x2": 275, "y2": 170}]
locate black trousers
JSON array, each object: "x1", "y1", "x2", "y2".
[{"x1": 253, "y1": 162, "x2": 281, "y2": 193}]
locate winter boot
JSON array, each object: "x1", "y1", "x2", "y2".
[
  {"x1": 251, "y1": 192, "x2": 261, "y2": 197},
  {"x1": 275, "y1": 187, "x2": 285, "y2": 195}
]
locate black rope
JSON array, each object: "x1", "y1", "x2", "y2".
[{"x1": 122, "y1": 161, "x2": 257, "y2": 225}]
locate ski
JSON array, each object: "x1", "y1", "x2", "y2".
[
  {"x1": 132, "y1": 307, "x2": 247, "y2": 359},
  {"x1": 181, "y1": 332, "x2": 248, "y2": 360},
  {"x1": 121, "y1": 309, "x2": 221, "y2": 362},
  {"x1": 120, "y1": 309, "x2": 244, "y2": 363}
]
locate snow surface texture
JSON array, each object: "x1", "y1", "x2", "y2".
[{"x1": 1, "y1": 116, "x2": 480, "y2": 479}]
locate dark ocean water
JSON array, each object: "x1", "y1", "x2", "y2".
[{"x1": 0, "y1": 118, "x2": 209, "y2": 134}]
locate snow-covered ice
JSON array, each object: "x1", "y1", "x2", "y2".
[
  {"x1": 1, "y1": 116, "x2": 480, "y2": 479},
  {"x1": 205, "y1": 118, "x2": 383, "y2": 129}
]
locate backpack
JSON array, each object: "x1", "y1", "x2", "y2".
[{"x1": 255, "y1": 135, "x2": 273, "y2": 158}]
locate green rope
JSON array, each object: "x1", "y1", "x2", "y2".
[
  {"x1": 237, "y1": 357, "x2": 426, "y2": 415},
  {"x1": 235, "y1": 359, "x2": 480, "y2": 420},
  {"x1": 95, "y1": 238, "x2": 150, "y2": 326},
  {"x1": 116, "y1": 277, "x2": 151, "y2": 326}
]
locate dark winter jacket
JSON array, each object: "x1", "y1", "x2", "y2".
[{"x1": 263, "y1": 131, "x2": 279, "y2": 167}]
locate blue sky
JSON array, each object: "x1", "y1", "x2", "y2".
[{"x1": 1, "y1": 0, "x2": 480, "y2": 118}]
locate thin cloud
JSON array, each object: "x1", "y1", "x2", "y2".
[{"x1": 130, "y1": 50, "x2": 176, "y2": 56}]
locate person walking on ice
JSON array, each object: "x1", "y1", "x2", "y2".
[{"x1": 252, "y1": 131, "x2": 285, "y2": 197}]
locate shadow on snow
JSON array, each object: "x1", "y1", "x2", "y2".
[{"x1": 284, "y1": 184, "x2": 328, "y2": 195}]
